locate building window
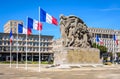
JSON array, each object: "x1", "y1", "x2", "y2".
[
  {"x1": 109, "y1": 35, "x2": 113, "y2": 39},
  {"x1": 102, "y1": 34, "x2": 108, "y2": 38},
  {"x1": 40, "y1": 43, "x2": 42, "y2": 46},
  {"x1": 10, "y1": 22, "x2": 12, "y2": 26},
  {"x1": 0, "y1": 36, "x2": 2, "y2": 40},
  {"x1": 0, "y1": 41, "x2": 2, "y2": 45}
]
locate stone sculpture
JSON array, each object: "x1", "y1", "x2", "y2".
[{"x1": 60, "y1": 14, "x2": 92, "y2": 48}]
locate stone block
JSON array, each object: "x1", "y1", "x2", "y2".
[{"x1": 54, "y1": 48, "x2": 101, "y2": 64}]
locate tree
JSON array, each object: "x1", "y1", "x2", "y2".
[
  {"x1": 92, "y1": 43, "x2": 107, "y2": 53},
  {"x1": 92, "y1": 43, "x2": 108, "y2": 58}
]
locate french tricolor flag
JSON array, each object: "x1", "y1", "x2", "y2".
[
  {"x1": 96, "y1": 35, "x2": 103, "y2": 45},
  {"x1": 9, "y1": 29, "x2": 13, "y2": 44},
  {"x1": 40, "y1": 8, "x2": 58, "y2": 26},
  {"x1": 28, "y1": 17, "x2": 42, "y2": 31},
  {"x1": 113, "y1": 34, "x2": 118, "y2": 45},
  {"x1": 18, "y1": 24, "x2": 32, "y2": 35}
]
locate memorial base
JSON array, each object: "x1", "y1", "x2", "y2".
[{"x1": 54, "y1": 47, "x2": 101, "y2": 65}]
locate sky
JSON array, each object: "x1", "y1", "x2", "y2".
[{"x1": 0, "y1": 0, "x2": 120, "y2": 39}]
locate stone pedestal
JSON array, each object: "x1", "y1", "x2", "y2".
[{"x1": 54, "y1": 47, "x2": 101, "y2": 64}]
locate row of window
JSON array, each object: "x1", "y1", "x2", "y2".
[
  {"x1": 89, "y1": 29, "x2": 115, "y2": 34},
  {"x1": 92, "y1": 34, "x2": 114, "y2": 39},
  {"x1": 0, "y1": 42, "x2": 50, "y2": 47},
  {"x1": 104, "y1": 44, "x2": 118, "y2": 47},
  {"x1": 108, "y1": 48, "x2": 119, "y2": 52},
  {"x1": 93, "y1": 39, "x2": 119, "y2": 44},
  {"x1": 0, "y1": 36, "x2": 51, "y2": 42},
  {"x1": 0, "y1": 47, "x2": 50, "y2": 52}
]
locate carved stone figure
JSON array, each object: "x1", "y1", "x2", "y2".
[{"x1": 60, "y1": 15, "x2": 92, "y2": 48}]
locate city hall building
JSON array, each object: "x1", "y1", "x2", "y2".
[
  {"x1": 0, "y1": 20, "x2": 53, "y2": 61},
  {"x1": 88, "y1": 28, "x2": 120, "y2": 53},
  {"x1": 0, "y1": 33, "x2": 53, "y2": 61}
]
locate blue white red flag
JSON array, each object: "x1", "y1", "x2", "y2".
[
  {"x1": 40, "y1": 8, "x2": 58, "y2": 26},
  {"x1": 28, "y1": 17, "x2": 42, "y2": 31},
  {"x1": 18, "y1": 24, "x2": 32, "y2": 35},
  {"x1": 10, "y1": 29, "x2": 13, "y2": 44},
  {"x1": 96, "y1": 35, "x2": 103, "y2": 45},
  {"x1": 113, "y1": 34, "x2": 118, "y2": 45}
]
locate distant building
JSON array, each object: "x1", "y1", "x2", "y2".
[
  {"x1": 4, "y1": 20, "x2": 23, "y2": 33},
  {"x1": 88, "y1": 27, "x2": 120, "y2": 53},
  {"x1": 0, "y1": 32, "x2": 53, "y2": 61}
]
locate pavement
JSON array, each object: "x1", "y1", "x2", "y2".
[
  {"x1": 0, "y1": 64, "x2": 120, "y2": 79},
  {"x1": 4, "y1": 64, "x2": 120, "y2": 72},
  {"x1": 24, "y1": 64, "x2": 120, "y2": 72}
]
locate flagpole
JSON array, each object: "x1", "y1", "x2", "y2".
[
  {"x1": 96, "y1": 41, "x2": 97, "y2": 48},
  {"x1": 25, "y1": 17, "x2": 28, "y2": 70},
  {"x1": 9, "y1": 29, "x2": 12, "y2": 68},
  {"x1": 113, "y1": 34, "x2": 115, "y2": 65},
  {"x1": 113, "y1": 37, "x2": 115, "y2": 64},
  {"x1": 115, "y1": 43, "x2": 118, "y2": 64},
  {"x1": 16, "y1": 27, "x2": 18, "y2": 68},
  {"x1": 96, "y1": 35, "x2": 97, "y2": 48},
  {"x1": 38, "y1": 6, "x2": 41, "y2": 72},
  {"x1": 10, "y1": 41, "x2": 11, "y2": 68}
]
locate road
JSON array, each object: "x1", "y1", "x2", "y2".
[{"x1": 0, "y1": 64, "x2": 120, "y2": 79}]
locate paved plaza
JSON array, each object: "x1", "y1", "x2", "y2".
[{"x1": 0, "y1": 64, "x2": 120, "y2": 79}]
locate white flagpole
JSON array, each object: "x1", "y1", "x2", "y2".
[
  {"x1": 113, "y1": 34, "x2": 117, "y2": 64},
  {"x1": 96, "y1": 41, "x2": 97, "y2": 48},
  {"x1": 95, "y1": 35, "x2": 97, "y2": 48},
  {"x1": 115, "y1": 38, "x2": 118, "y2": 64},
  {"x1": 16, "y1": 27, "x2": 18, "y2": 68},
  {"x1": 10, "y1": 41, "x2": 12, "y2": 68},
  {"x1": 113, "y1": 34, "x2": 115, "y2": 64},
  {"x1": 98, "y1": 40, "x2": 100, "y2": 46},
  {"x1": 38, "y1": 6, "x2": 41, "y2": 72},
  {"x1": 25, "y1": 17, "x2": 28, "y2": 70}
]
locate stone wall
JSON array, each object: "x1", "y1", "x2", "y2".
[
  {"x1": 67, "y1": 48, "x2": 100, "y2": 63},
  {"x1": 54, "y1": 48, "x2": 101, "y2": 64}
]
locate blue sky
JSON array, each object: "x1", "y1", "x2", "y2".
[{"x1": 0, "y1": 0, "x2": 120, "y2": 39}]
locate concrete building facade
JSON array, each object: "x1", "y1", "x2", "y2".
[
  {"x1": 4, "y1": 20, "x2": 23, "y2": 33},
  {"x1": 0, "y1": 33, "x2": 53, "y2": 61},
  {"x1": 88, "y1": 28, "x2": 120, "y2": 53}
]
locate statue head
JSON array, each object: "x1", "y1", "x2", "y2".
[{"x1": 60, "y1": 14, "x2": 67, "y2": 20}]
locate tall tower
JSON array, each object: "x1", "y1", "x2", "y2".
[{"x1": 4, "y1": 20, "x2": 23, "y2": 33}]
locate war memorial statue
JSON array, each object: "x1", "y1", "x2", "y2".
[
  {"x1": 54, "y1": 15, "x2": 101, "y2": 65},
  {"x1": 59, "y1": 15, "x2": 92, "y2": 48}
]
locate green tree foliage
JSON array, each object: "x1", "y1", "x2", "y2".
[
  {"x1": 117, "y1": 53, "x2": 120, "y2": 57},
  {"x1": 93, "y1": 43, "x2": 108, "y2": 59},
  {"x1": 92, "y1": 43, "x2": 107, "y2": 53}
]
